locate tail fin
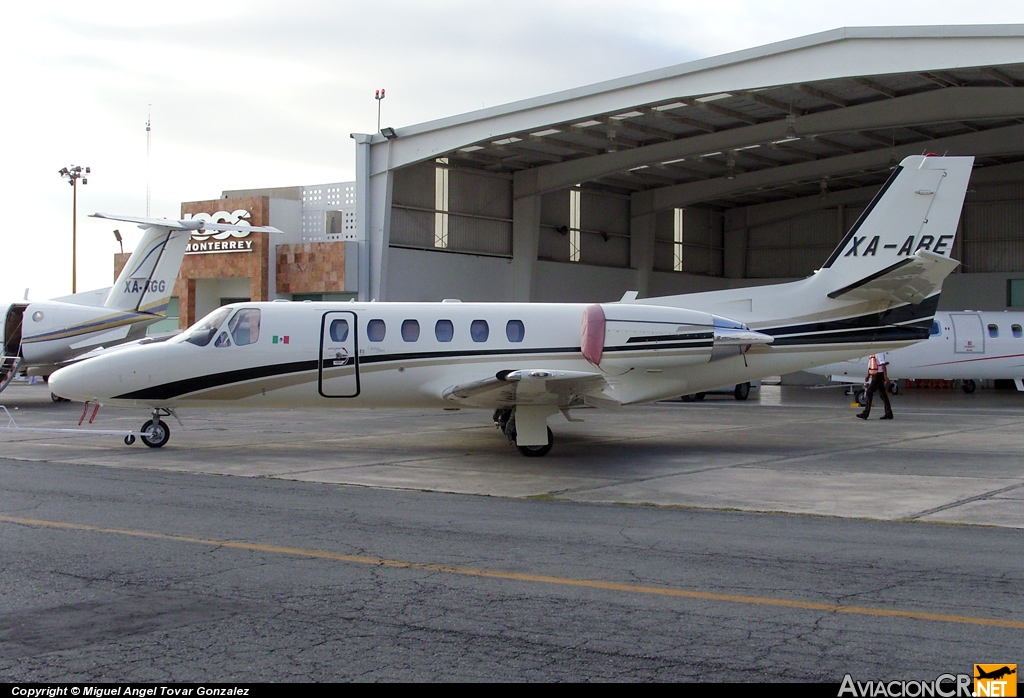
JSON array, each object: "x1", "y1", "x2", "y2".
[
  {"x1": 103, "y1": 225, "x2": 191, "y2": 314},
  {"x1": 815, "y1": 155, "x2": 973, "y2": 302}
]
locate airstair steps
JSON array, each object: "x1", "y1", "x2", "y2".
[{"x1": 0, "y1": 355, "x2": 21, "y2": 393}]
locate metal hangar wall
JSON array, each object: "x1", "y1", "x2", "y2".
[{"x1": 353, "y1": 25, "x2": 1024, "y2": 311}]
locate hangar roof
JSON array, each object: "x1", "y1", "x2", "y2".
[{"x1": 363, "y1": 25, "x2": 1024, "y2": 211}]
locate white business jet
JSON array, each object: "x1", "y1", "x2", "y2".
[
  {"x1": 0, "y1": 214, "x2": 280, "y2": 395},
  {"x1": 49, "y1": 156, "x2": 973, "y2": 455},
  {"x1": 808, "y1": 310, "x2": 1024, "y2": 399}
]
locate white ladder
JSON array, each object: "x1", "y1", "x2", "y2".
[{"x1": 0, "y1": 355, "x2": 22, "y2": 393}]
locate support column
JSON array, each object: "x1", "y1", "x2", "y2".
[
  {"x1": 512, "y1": 169, "x2": 541, "y2": 302},
  {"x1": 354, "y1": 135, "x2": 395, "y2": 302},
  {"x1": 630, "y1": 190, "x2": 656, "y2": 299},
  {"x1": 723, "y1": 207, "x2": 748, "y2": 280}
]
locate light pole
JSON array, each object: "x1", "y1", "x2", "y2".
[{"x1": 58, "y1": 165, "x2": 89, "y2": 293}]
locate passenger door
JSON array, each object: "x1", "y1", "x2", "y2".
[
  {"x1": 950, "y1": 312, "x2": 984, "y2": 354},
  {"x1": 319, "y1": 311, "x2": 359, "y2": 397}
]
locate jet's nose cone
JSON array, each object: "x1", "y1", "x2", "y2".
[{"x1": 49, "y1": 362, "x2": 96, "y2": 402}]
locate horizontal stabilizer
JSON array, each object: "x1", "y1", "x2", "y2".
[
  {"x1": 91, "y1": 213, "x2": 283, "y2": 234},
  {"x1": 827, "y1": 250, "x2": 960, "y2": 304}
]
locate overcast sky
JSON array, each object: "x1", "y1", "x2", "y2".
[{"x1": 3, "y1": 1, "x2": 1022, "y2": 301}]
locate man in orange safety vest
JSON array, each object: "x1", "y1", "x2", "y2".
[{"x1": 857, "y1": 352, "x2": 894, "y2": 420}]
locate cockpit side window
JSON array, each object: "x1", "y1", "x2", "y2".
[
  {"x1": 228, "y1": 309, "x2": 261, "y2": 346},
  {"x1": 929, "y1": 321, "x2": 942, "y2": 336},
  {"x1": 214, "y1": 332, "x2": 232, "y2": 348},
  {"x1": 181, "y1": 307, "x2": 233, "y2": 347}
]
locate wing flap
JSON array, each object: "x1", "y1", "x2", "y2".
[{"x1": 442, "y1": 369, "x2": 612, "y2": 408}]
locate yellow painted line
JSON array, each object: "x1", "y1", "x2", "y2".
[{"x1": 4, "y1": 514, "x2": 1023, "y2": 630}]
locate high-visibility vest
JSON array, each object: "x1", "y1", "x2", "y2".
[{"x1": 868, "y1": 354, "x2": 879, "y2": 375}]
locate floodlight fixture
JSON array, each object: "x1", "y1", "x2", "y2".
[
  {"x1": 59, "y1": 164, "x2": 90, "y2": 293},
  {"x1": 380, "y1": 126, "x2": 397, "y2": 140}
]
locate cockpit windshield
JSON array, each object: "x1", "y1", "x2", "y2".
[{"x1": 179, "y1": 307, "x2": 233, "y2": 347}]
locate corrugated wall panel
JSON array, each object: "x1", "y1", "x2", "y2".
[
  {"x1": 962, "y1": 201, "x2": 1024, "y2": 272},
  {"x1": 539, "y1": 228, "x2": 570, "y2": 262},
  {"x1": 392, "y1": 163, "x2": 434, "y2": 209},
  {"x1": 446, "y1": 215, "x2": 512, "y2": 256},
  {"x1": 390, "y1": 208, "x2": 434, "y2": 248},
  {"x1": 581, "y1": 192, "x2": 629, "y2": 236},
  {"x1": 580, "y1": 232, "x2": 629, "y2": 267},
  {"x1": 450, "y1": 170, "x2": 511, "y2": 219}
]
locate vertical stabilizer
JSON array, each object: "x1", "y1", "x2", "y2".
[
  {"x1": 104, "y1": 226, "x2": 191, "y2": 314},
  {"x1": 814, "y1": 155, "x2": 973, "y2": 296}
]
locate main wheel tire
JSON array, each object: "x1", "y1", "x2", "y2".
[
  {"x1": 733, "y1": 382, "x2": 751, "y2": 400},
  {"x1": 962, "y1": 379, "x2": 977, "y2": 394},
  {"x1": 681, "y1": 394, "x2": 696, "y2": 402},
  {"x1": 51, "y1": 392, "x2": 70, "y2": 403},
  {"x1": 889, "y1": 381, "x2": 899, "y2": 395},
  {"x1": 855, "y1": 389, "x2": 867, "y2": 407},
  {"x1": 694, "y1": 392, "x2": 706, "y2": 401},
  {"x1": 141, "y1": 419, "x2": 170, "y2": 448},
  {"x1": 516, "y1": 427, "x2": 553, "y2": 457}
]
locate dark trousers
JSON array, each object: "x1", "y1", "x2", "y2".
[{"x1": 862, "y1": 373, "x2": 892, "y2": 416}]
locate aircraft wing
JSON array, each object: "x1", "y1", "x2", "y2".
[
  {"x1": 442, "y1": 369, "x2": 611, "y2": 408},
  {"x1": 827, "y1": 249, "x2": 960, "y2": 304},
  {"x1": 90, "y1": 213, "x2": 283, "y2": 234}
]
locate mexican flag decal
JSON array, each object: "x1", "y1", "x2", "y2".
[{"x1": 272, "y1": 335, "x2": 290, "y2": 344}]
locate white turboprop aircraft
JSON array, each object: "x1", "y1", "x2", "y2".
[
  {"x1": 0, "y1": 214, "x2": 281, "y2": 396},
  {"x1": 50, "y1": 155, "x2": 974, "y2": 455},
  {"x1": 808, "y1": 310, "x2": 1024, "y2": 399}
]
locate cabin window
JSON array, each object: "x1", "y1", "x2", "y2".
[
  {"x1": 1014, "y1": 324, "x2": 1023, "y2": 339},
  {"x1": 929, "y1": 321, "x2": 941, "y2": 336},
  {"x1": 367, "y1": 319, "x2": 386, "y2": 342},
  {"x1": 435, "y1": 320, "x2": 454, "y2": 342},
  {"x1": 506, "y1": 320, "x2": 525, "y2": 343},
  {"x1": 402, "y1": 319, "x2": 420, "y2": 342},
  {"x1": 182, "y1": 307, "x2": 232, "y2": 347},
  {"x1": 988, "y1": 324, "x2": 999, "y2": 338},
  {"x1": 228, "y1": 309, "x2": 260, "y2": 346},
  {"x1": 471, "y1": 320, "x2": 489, "y2": 342},
  {"x1": 330, "y1": 318, "x2": 349, "y2": 342}
]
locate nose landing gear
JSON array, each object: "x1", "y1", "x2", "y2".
[{"x1": 133, "y1": 407, "x2": 177, "y2": 448}]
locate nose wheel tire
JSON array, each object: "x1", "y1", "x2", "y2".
[
  {"x1": 855, "y1": 389, "x2": 867, "y2": 407},
  {"x1": 141, "y1": 419, "x2": 170, "y2": 448},
  {"x1": 516, "y1": 427, "x2": 553, "y2": 457},
  {"x1": 962, "y1": 379, "x2": 977, "y2": 394}
]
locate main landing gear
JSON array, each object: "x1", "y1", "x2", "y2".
[{"x1": 494, "y1": 407, "x2": 554, "y2": 457}]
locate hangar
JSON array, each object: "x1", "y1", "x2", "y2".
[{"x1": 353, "y1": 25, "x2": 1024, "y2": 311}]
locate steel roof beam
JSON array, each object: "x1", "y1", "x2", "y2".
[
  {"x1": 633, "y1": 121, "x2": 1024, "y2": 214},
  {"x1": 680, "y1": 97, "x2": 761, "y2": 125},
  {"x1": 982, "y1": 66, "x2": 1024, "y2": 86},
  {"x1": 794, "y1": 83, "x2": 849, "y2": 107},
  {"x1": 852, "y1": 77, "x2": 901, "y2": 98},
  {"x1": 519, "y1": 87, "x2": 1024, "y2": 197},
  {"x1": 736, "y1": 90, "x2": 806, "y2": 115}
]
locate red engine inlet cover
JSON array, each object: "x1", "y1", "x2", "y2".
[{"x1": 580, "y1": 304, "x2": 606, "y2": 366}]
